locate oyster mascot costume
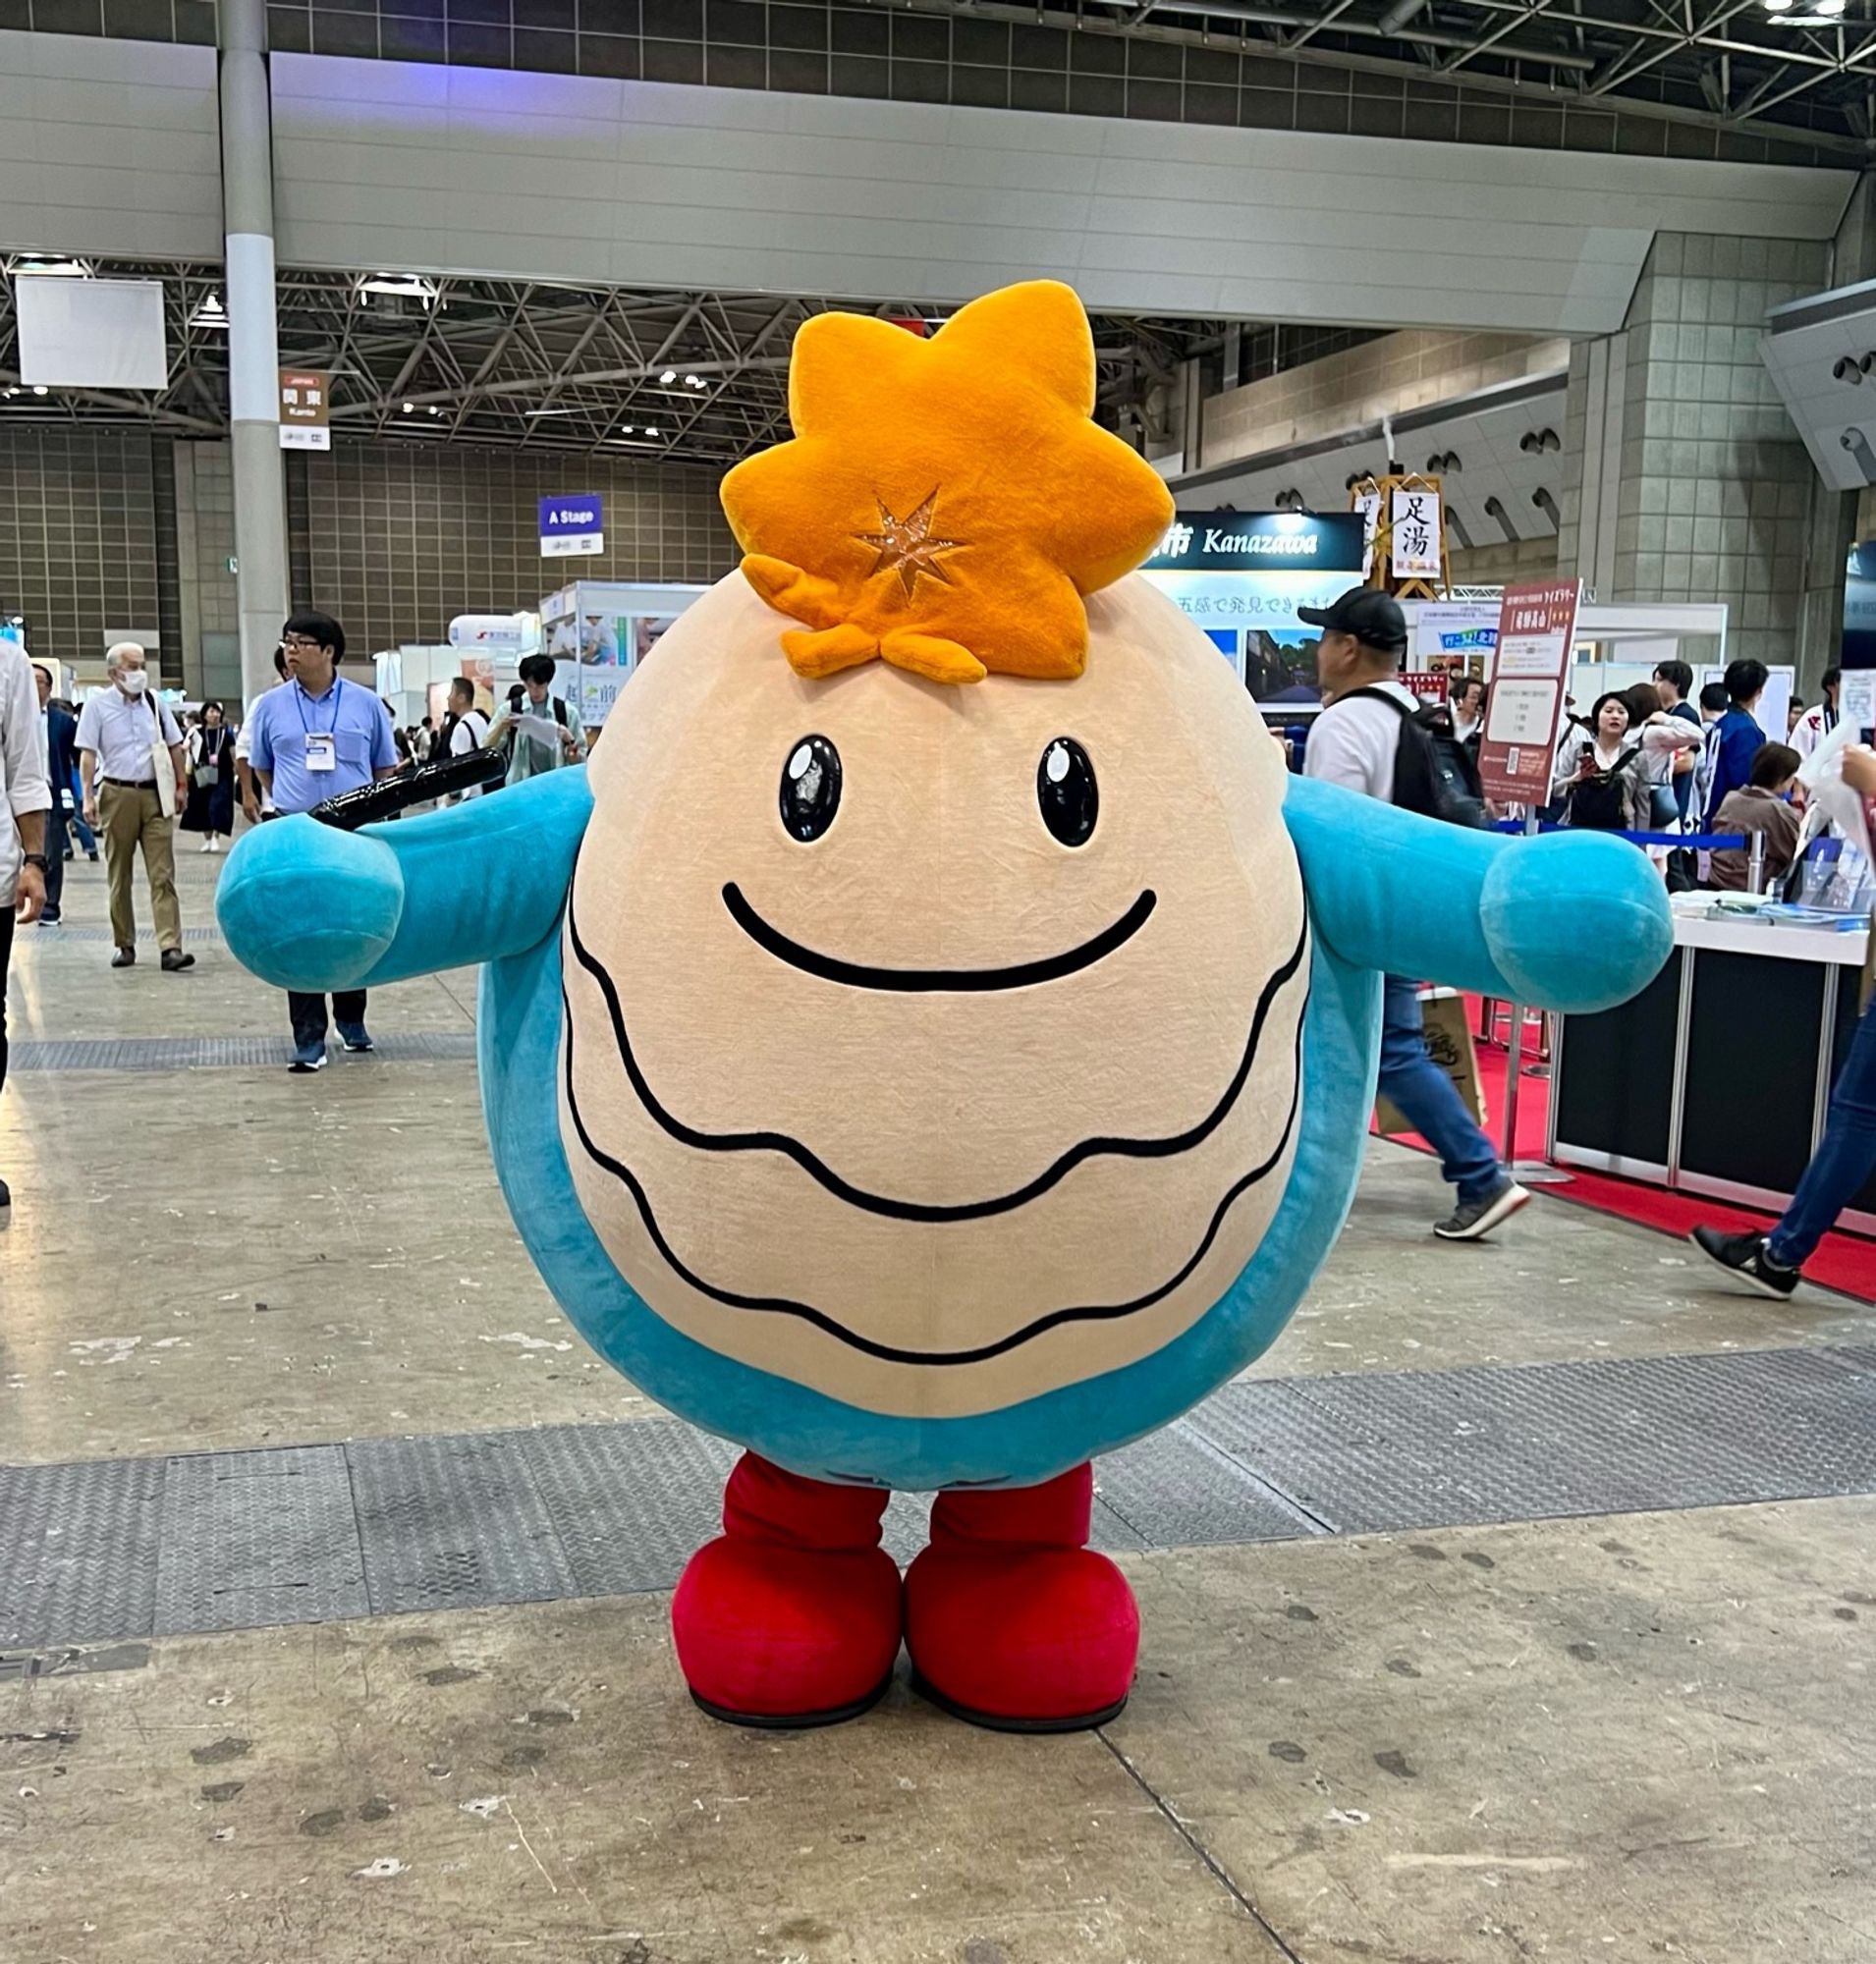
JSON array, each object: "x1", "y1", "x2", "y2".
[{"x1": 221, "y1": 283, "x2": 1670, "y2": 1732}]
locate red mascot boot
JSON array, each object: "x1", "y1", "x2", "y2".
[
  {"x1": 672, "y1": 1451, "x2": 903, "y2": 1727},
  {"x1": 905, "y1": 1462, "x2": 1139, "y2": 1731}
]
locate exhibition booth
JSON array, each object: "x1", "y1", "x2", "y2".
[
  {"x1": 1550, "y1": 903, "x2": 1873, "y2": 1234},
  {"x1": 539, "y1": 579, "x2": 710, "y2": 728}
]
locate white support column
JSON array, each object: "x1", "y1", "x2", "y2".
[{"x1": 219, "y1": 0, "x2": 289, "y2": 710}]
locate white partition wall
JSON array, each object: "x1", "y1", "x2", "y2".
[{"x1": 267, "y1": 55, "x2": 1853, "y2": 335}]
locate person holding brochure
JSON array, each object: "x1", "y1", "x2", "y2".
[{"x1": 486, "y1": 654, "x2": 586, "y2": 788}]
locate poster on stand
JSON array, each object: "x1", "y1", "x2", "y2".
[
  {"x1": 1412, "y1": 601, "x2": 1500, "y2": 671},
  {"x1": 1478, "y1": 579, "x2": 1581, "y2": 808}
]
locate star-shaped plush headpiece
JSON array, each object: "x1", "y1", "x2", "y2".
[{"x1": 720, "y1": 281, "x2": 1175, "y2": 685}]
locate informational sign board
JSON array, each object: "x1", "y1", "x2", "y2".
[
  {"x1": 19, "y1": 277, "x2": 168, "y2": 390},
  {"x1": 1140, "y1": 510, "x2": 1367, "y2": 699},
  {"x1": 1141, "y1": 511, "x2": 1366, "y2": 573},
  {"x1": 279, "y1": 369, "x2": 331, "y2": 451},
  {"x1": 1478, "y1": 579, "x2": 1581, "y2": 807},
  {"x1": 1389, "y1": 487, "x2": 1443, "y2": 580},
  {"x1": 539, "y1": 494, "x2": 604, "y2": 558},
  {"x1": 1412, "y1": 601, "x2": 1500, "y2": 667}
]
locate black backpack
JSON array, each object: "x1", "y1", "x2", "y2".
[
  {"x1": 1342, "y1": 687, "x2": 1488, "y2": 828},
  {"x1": 1565, "y1": 744, "x2": 1639, "y2": 831}
]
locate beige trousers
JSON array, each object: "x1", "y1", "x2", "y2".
[{"x1": 99, "y1": 784, "x2": 181, "y2": 953}]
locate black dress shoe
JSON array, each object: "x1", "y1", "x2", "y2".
[
  {"x1": 160, "y1": 948, "x2": 195, "y2": 973},
  {"x1": 111, "y1": 946, "x2": 136, "y2": 968}
]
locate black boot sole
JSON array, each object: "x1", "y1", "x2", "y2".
[
  {"x1": 909, "y1": 1669, "x2": 1129, "y2": 1733},
  {"x1": 688, "y1": 1669, "x2": 893, "y2": 1731}
]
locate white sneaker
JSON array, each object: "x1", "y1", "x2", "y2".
[
  {"x1": 199, "y1": 838, "x2": 213, "y2": 852},
  {"x1": 209, "y1": 837, "x2": 220, "y2": 853}
]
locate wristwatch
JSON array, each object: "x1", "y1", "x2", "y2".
[{"x1": 22, "y1": 852, "x2": 48, "y2": 871}]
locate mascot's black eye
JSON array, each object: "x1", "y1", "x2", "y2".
[
  {"x1": 780, "y1": 735, "x2": 842, "y2": 842},
  {"x1": 1037, "y1": 737, "x2": 1097, "y2": 847}
]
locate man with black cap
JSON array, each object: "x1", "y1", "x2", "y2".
[{"x1": 1298, "y1": 585, "x2": 1529, "y2": 1242}]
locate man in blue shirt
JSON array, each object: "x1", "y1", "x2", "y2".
[
  {"x1": 1703, "y1": 657, "x2": 1770, "y2": 828},
  {"x1": 246, "y1": 611, "x2": 399, "y2": 1071}
]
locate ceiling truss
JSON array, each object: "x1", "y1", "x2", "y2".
[
  {"x1": 866, "y1": 0, "x2": 1873, "y2": 150},
  {"x1": 0, "y1": 261, "x2": 1222, "y2": 467}
]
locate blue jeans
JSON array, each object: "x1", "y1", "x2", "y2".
[
  {"x1": 1769, "y1": 991, "x2": 1876, "y2": 1268},
  {"x1": 1381, "y1": 976, "x2": 1505, "y2": 1204}
]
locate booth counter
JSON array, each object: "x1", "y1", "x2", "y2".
[{"x1": 1549, "y1": 905, "x2": 1873, "y2": 1236}]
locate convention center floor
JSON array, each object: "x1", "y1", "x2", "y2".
[{"x1": 3, "y1": 849, "x2": 1873, "y2": 1963}]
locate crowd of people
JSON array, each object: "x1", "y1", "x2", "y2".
[
  {"x1": 1402, "y1": 650, "x2": 1843, "y2": 900},
  {"x1": 1297, "y1": 584, "x2": 1873, "y2": 1289},
  {"x1": 0, "y1": 614, "x2": 592, "y2": 1089},
  {"x1": 0, "y1": 586, "x2": 1868, "y2": 1282}
]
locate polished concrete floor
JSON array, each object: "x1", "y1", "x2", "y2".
[{"x1": 3, "y1": 846, "x2": 1873, "y2": 1962}]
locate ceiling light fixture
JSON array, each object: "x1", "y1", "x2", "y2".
[
  {"x1": 192, "y1": 293, "x2": 228, "y2": 329},
  {"x1": 402, "y1": 401, "x2": 415, "y2": 412},
  {"x1": 660, "y1": 368, "x2": 677, "y2": 384},
  {"x1": 31, "y1": 385, "x2": 47, "y2": 397},
  {"x1": 359, "y1": 274, "x2": 439, "y2": 310},
  {"x1": 645, "y1": 426, "x2": 660, "y2": 438},
  {"x1": 15, "y1": 258, "x2": 88, "y2": 279},
  {"x1": 621, "y1": 424, "x2": 635, "y2": 434}
]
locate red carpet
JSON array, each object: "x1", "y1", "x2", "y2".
[{"x1": 1374, "y1": 1000, "x2": 1876, "y2": 1305}]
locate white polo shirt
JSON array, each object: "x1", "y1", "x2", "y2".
[
  {"x1": 1, "y1": 640, "x2": 52, "y2": 906},
  {"x1": 76, "y1": 686, "x2": 182, "y2": 783}
]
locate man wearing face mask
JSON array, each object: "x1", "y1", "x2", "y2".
[{"x1": 76, "y1": 641, "x2": 193, "y2": 971}]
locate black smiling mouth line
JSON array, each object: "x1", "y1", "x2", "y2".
[
  {"x1": 560, "y1": 999, "x2": 1305, "y2": 1369},
  {"x1": 721, "y1": 881, "x2": 1157, "y2": 992},
  {"x1": 565, "y1": 893, "x2": 1308, "y2": 1226}
]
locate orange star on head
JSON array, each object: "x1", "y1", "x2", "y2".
[
  {"x1": 855, "y1": 493, "x2": 965, "y2": 599},
  {"x1": 721, "y1": 281, "x2": 1175, "y2": 686}
]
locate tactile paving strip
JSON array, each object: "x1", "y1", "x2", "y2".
[
  {"x1": 3, "y1": 1343, "x2": 1875, "y2": 1650},
  {"x1": 9, "y1": 1033, "x2": 477, "y2": 1070}
]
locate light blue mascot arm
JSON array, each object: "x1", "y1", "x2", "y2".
[
  {"x1": 215, "y1": 767, "x2": 594, "y2": 989},
  {"x1": 1283, "y1": 773, "x2": 1672, "y2": 1012}
]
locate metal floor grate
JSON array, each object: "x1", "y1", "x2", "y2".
[
  {"x1": 22, "y1": 925, "x2": 224, "y2": 944},
  {"x1": 9, "y1": 1033, "x2": 478, "y2": 1070},
  {"x1": 5, "y1": 1343, "x2": 1876, "y2": 1652}
]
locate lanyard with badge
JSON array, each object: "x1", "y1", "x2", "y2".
[{"x1": 294, "y1": 677, "x2": 343, "y2": 774}]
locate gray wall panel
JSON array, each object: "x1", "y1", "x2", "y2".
[
  {"x1": 0, "y1": 31, "x2": 221, "y2": 259},
  {"x1": 269, "y1": 54, "x2": 1852, "y2": 334}
]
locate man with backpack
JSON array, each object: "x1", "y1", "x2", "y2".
[
  {"x1": 485, "y1": 653, "x2": 586, "y2": 788},
  {"x1": 436, "y1": 677, "x2": 490, "y2": 802},
  {"x1": 1299, "y1": 586, "x2": 1529, "y2": 1242}
]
